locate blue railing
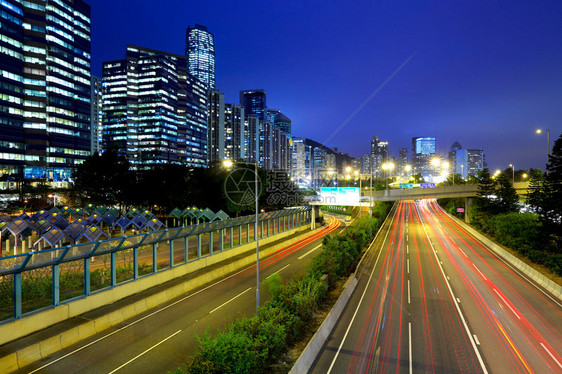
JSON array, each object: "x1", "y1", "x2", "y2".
[{"x1": 0, "y1": 207, "x2": 311, "y2": 322}]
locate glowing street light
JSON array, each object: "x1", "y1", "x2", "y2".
[
  {"x1": 431, "y1": 158, "x2": 440, "y2": 167},
  {"x1": 48, "y1": 194, "x2": 57, "y2": 207},
  {"x1": 382, "y1": 162, "x2": 395, "y2": 190},
  {"x1": 404, "y1": 164, "x2": 412, "y2": 173},
  {"x1": 536, "y1": 128, "x2": 550, "y2": 169},
  {"x1": 509, "y1": 163, "x2": 515, "y2": 184}
]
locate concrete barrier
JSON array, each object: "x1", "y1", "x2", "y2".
[
  {"x1": 0, "y1": 224, "x2": 319, "y2": 373},
  {"x1": 448, "y1": 213, "x2": 562, "y2": 302},
  {"x1": 290, "y1": 275, "x2": 358, "y2": 374}
]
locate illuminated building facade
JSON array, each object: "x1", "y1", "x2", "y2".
[
  {"x1": 185, "y1": 24, "x2": 215, "y2": 89},
  {"x1": 91, "y1": 75, "x2": 102, "y2": 154},
  {"x1": 371, "y1": 136, "x2": 389, "y2": 172},
  {"x1": 0, "y1": 0, "x2": 92, "y2": 182},
  {"x1": 412, "y1": 136, "x2": 436, "y2": 177},
  {"x1": 102, "y1": 45, "x2": 208, "y2": 168}
]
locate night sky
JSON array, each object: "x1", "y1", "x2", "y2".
[{"x1": 92, "y1": 0, "x2": 562, "y2": 170}]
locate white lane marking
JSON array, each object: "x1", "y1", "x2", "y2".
[
  {"x1": 457, "y1": 298, "x2": 461, "y2": 304},
  {"x1": 458, "y1": 247, "x2": 468, "y2": 258},
  {"x1": 472, "y1": 263, "x2": 488, "y2": 281},
  {"x1": 266, "y1": 264, "x2": 290, "y2": 279},
  {"x1": 473, "y1": 334, "x2": 480, "y2": 345},
  {"x1": 407, "y1": 244, "x2": 409, "y2": 254},
  {"x1": 541, "y1": 342, "x2": 562, "y2": 370},
  {"x1": 28, "y1": 249, "x2": 276, "y2": 374},
  {"x1": 493, "y1": 288, "x2": 521, "y2": 320},
  {"x1": 434, "y1": 202, "x2": 562, "y2": 309},
  {"x1": 297, "y1": 244, "x2": 322, "y2": 260},
  {"x1": 210, "y1": 287, "x2": 252, "y2": 314},
  {"x1": 409, "y1": 322, "x2": 413, "y2": 374},
  {"x1": 408, "y1": 280, "x2": 411, "y2": 304},
  {"x1": 415, "y1": 202, "x2": 489, "y2": 374},
  {"x1": 407, "y1": 235, "x2": 409, "y2": 242},
  {"x1": 407, "y1": 259, "x2": 410, "y2": 274},
  {"x1": 108, "y1": 330, "x2": 182, "y2": 374},
  {"x1": 326, "y1": 205, "x2": 395, "y2": 374}
]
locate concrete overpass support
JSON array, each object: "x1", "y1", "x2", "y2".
[
  {"x1": 311, "y1": 205, "x2": 320, "y2": 230},
  {"x1": 465, "y1": 197, "x2": 474, "y2": 224}
]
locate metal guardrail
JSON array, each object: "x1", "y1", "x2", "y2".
[{"x1": 0, "y1": 207, "x2": 311, "y2": 321}]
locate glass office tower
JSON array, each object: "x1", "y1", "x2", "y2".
[
  {"x1": 185, "y1": 24, "x2": 215, "y2": 90},
  {"x1": 102, "y1": 45, "x2": 208, "y2": 168},
  {"x1": 0, "y1": 0, "x2": 92, "y2": 182}
]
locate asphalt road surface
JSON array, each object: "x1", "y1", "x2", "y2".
[
  {"x1": 312, "y1": 200, "x2": 562, "y2": 373},
  {"x1": 16, "y1": 217, "x2": 341, "y2": 374}
]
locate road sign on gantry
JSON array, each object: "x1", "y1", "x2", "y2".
[{"x1": 320, "y1": 187, "x2": 360, "y2": 206}]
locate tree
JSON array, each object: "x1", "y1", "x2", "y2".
[
  {"x1": 495, "y1": 173, "x2": 519, "y2": 213},
  {"x1": 443, "y1": 173, "x2": 465, "y2": 186},
  {"x1": 474, "y1": 168, "x2": 496, "y2": 213},
  {"x1": 73, "y1": 149, "x2": 132, "y2": 207},
  {"x1": 526, "y1": 169, "x2": 545, "y2": 213},
  {"x1": 541, "y1": 133, "x2": 562, "y2": 246}
]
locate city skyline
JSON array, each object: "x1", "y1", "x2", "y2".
[{"x1": 91, "y1": 0, "x2": 561, "y2": 170}]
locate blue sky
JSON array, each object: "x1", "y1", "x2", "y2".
[{"x1": 92, "y1": 0, "x2": 562, "y2": 170}]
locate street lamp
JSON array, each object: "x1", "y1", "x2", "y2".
[
  {"x1": 536, "y1": 128, "x2": 550, "y2": 168},
  {"x1": 509, "y1": 163, "x2": 515, "y2": 184},
  {"x1": 48, "y1": 193, "x2": 57, "y2": 207},
  {"x1": 223, "y1": 159, "x2": 260, "y2": 315},
  {"x1": 381, "y1": 162, "x2": 395, "y2": 191}
]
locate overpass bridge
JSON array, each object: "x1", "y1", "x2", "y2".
[{"x1": 310, "y1": 182, "x2": 529, "y2": 204}]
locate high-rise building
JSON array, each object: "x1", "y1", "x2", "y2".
[
  {"x1": 449, "y1": 141, "x2": 462, "y2": 173},
  {"x1": 244, "y1": 115, "x2": 259, "y2": 164},
  {"x1": 224, "y1": 103, "x2": 245, "y2": 161},
  {"x1": 291, "y1": 137, "x2": 336, "y2": 183},
  {"x1": 0, "y1": 0, "x2": 92, "y2": 182},
  {"x1": 398, "y1": 147, "x2": 409, "y2": 174},
  {"x1": 412, "y1": 137, "x2": 436, "y2": 177},
  {"x1": 91, "y1": 76, "x2": 102, "y2": 155},
  {"x1": 267, "y1": 109, "x2": 291, "y2": 135},
  {"x1": 102, "y1": 45, "x2": 208, "y2": 168},
  {"x1": 240, "y1": 89, "x2": 267, "y2": 120},
  {"x1": 371, "y1": 136, "x2": 389, "y2": 172},
  {"x1": 361, "y1": 154, "x2": 372, "y2": 174},
  {"x1": 207, "y1": 89, "x2": 225, "y2": 163},
  {"x1": 185, "y1": 24, "x2": 215, "y2": 89}
]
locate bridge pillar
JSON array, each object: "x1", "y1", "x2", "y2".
[
  {"x1": 465, "y1": 197, "x2": 473, "y2": 224},
  {"x1": 311, "y1": 206, "x2": 320, "y2": 230}
]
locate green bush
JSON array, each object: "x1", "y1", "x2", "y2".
[{"x1": 178, "y1": 202, "x2": 393, "y2": 373}]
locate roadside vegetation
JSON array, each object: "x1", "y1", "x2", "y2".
[
  {"x1": 439, "y1": 133, "x2": 562, "y2": 277},
  {"x1": 172, "y1": 202, "x2": 392, "y2": 374},
  {"x1": 2, "y1": 150, "x2": 301, "y2": 217}
]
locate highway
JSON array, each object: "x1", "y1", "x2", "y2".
[
  {"x1": 15, "y1": 217, "x2": 341, "y2": 374},
  {"x1": 312, "y1": 200, "x2": 562, "y2": 373}
]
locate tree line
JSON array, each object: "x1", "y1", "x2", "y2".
[
  {"x1": 71, "y1": 149, "x2": 301, "y2": 217},
  {"x1": 467, "y1": 132, "x2": 562, "y2": 276}
]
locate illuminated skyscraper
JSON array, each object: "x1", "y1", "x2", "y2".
[
  {"x1": 0, "y1": 0, "x2": 92, "y2": 181},
  {"x1": 185, "y1": 24, "x2": 215, "y2": 89},
  {"x1": 412, "y1": 137, "x2": 436, "y2": 177},
  {"x1": 371, "y1": 136, "x2": 389, "y2": 172},
  {"x1": 102, "y1": 45, "x2": 208, "y2": 168}
]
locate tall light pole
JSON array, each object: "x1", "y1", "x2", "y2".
[
  {"x1": 224, "y1": 159, "x2": 260, "y2": 315},
  {"x1": 536, "y1": 128, "x2": 550, "y2": 169},
  {"x1": 48, "y1": 193, "x2": 57, "y2": 207},
  {"x1": 381, "y1": 162, "x2": 395, "y2": 191},
  {"x1": 509, "y1": 163, "x2": 515, "y2": 184}
]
